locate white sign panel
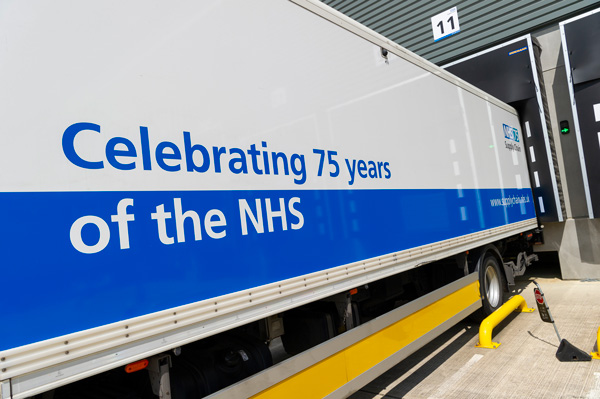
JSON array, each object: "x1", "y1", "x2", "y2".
[{"x1": 431, "y1": 7, "x2": 460, "y2": 42}]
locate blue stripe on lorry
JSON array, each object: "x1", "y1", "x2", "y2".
[{"x1": 1, "y1": 187, "x2": 534, "y2": 349}]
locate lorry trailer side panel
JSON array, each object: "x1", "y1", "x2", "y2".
[{"x1": 0, "y1": 0, "x2": 536, "y2": 395}]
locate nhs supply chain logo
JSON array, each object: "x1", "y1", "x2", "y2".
[{"x1": 503, "y1": 124, "x2": 519, "y2": 142}]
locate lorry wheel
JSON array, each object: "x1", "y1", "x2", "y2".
[{"x1": 479, "y1": 255, "x2": 504, "y2": 316}]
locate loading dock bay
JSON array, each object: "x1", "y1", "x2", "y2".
[{"x1": 351, "y1": 258, "x2": 600, "y2": 399}]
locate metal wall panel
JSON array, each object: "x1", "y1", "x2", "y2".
[{"x1": 322, "y1": 0, "x2": 600, "y2": 65}]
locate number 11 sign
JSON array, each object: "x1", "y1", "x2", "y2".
[{"x1": 431, "y1": 7, "x2": 460, "y2": 42}]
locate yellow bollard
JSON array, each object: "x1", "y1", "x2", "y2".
[
  {"x1": 592, "y1": 326, "x2": 600, "y2": 359},
  {"x1": 475, "y1": 295, "x2": 535, "y2": 349}
]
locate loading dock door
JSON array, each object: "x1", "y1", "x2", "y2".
[
  {"x1": 561, "y1": 8, "x2": 600, "y2": 219},
  {"x1": 444, "y1": 36, "x2": 564, "y2": 223}
]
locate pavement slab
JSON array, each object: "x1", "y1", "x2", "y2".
[{"x1": 350, "y1": 259, "x2": 600, "y2": 399}]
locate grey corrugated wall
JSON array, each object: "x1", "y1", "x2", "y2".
[{"x1": 321, "y1": 0, "x2": 600, "y2": 65}]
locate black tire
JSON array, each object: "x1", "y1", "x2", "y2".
[{"x1": 479, "y1": 255, "x2": 504, "y2": 316}]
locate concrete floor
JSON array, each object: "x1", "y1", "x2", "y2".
[{"x1": 350, "y1": 259, "x2": 600, "y2": 399}]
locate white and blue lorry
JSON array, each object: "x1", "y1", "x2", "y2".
[{"x1": 0, "y1": 0, "x2": 540, "y2": 397}]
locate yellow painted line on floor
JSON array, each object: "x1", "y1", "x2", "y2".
[{"x1": 252, "y1": 280, "x2": 481, "y2": 399}]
